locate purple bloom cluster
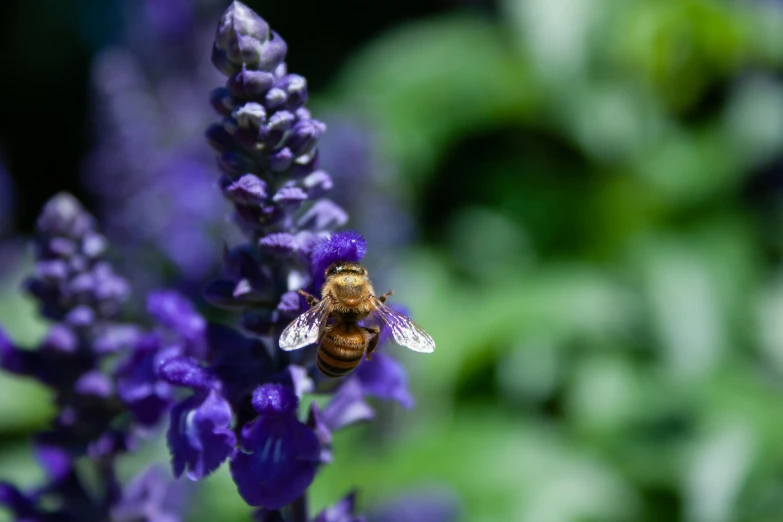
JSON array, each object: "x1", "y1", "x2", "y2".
[
  {"x1": 148, "y1": 2, "x2": 418, "y2": 518},
  {"x1": 83, "y1": 0, "x2": 228, "y2": 291},
  {"x1": 0, "y1": 3, "x2": 454, "y2": 521},
  {"x1": 0, "y1": 194, "x2": 184, "y2": 521}
]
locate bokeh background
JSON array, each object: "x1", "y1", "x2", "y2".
[{"x1": 4, "y1": 0, "x2": 783, "y2": 520}]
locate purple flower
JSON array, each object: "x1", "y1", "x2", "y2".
[
  {"x1": 355, "y1": 353, "x2": 415, "y2": 409},
  {"x1": 315, "y1": 491, "x2": 365, "y2": 522},
  {"x1": 147, "y1": 290, "x2": 207, "y2": 358},
  {"x1": 0, "y1": 194, "x2": 184, "y2": 521},
  {"x1": 159, "y1": 355, "x2": 236, "y2": 480},
  {"x1": 147, "y1": 3, "x2": 429, "y2": 518},
  {"x1": 212, "y1": 2, "x2": 284, "y2": 75},
  {"x1": 115, "y1": 333, "x2": 173, "y2": 426},
  {"x1": 24, "y1": 193, "x2": 128, "y2": 323},
  {"x1": 230, "y1": 384, "x2": 320, "y2": 508},
  {"x1": 311, "y1": 230, "x2": 367, "y2": 284},
  {"x1": 1, "y1": 1, "x2": 440, "y2": 520},
  {"x1": 167, "y1": 389, "x2": 237, "y2": 480},
  {"x1": 110, "y1": 465, "x2": 189, "y2": 522},
  {"x1": 308, "y1": 379, "x2": 375, "y2": 464},
  {"x1": 0, "y1": 482, "x2": 39, "y2": 521}
]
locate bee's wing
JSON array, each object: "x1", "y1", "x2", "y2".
[
  {"x1": 371, "y1": 297, "x2": 435, "y2": 353},
  {"x1": 279, "y1": 296, "x2": 332, "y2": 351}
]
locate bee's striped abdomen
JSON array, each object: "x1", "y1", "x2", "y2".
[
  {"x1": 317, "y1": 348, "x2": 362, "y2": 377},
  {"x1": 317, "y1": 323, "x2": 367, "y2": 378}
]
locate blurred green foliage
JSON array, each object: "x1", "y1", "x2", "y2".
[
  {"x1": 316, "y1": 0, "x2": 783, "y2": 520},
  {"x1": 6, "y1": 0, "x2": 783, "y2": 520}
]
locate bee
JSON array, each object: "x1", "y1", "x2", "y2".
[{"x1": 279, "y1": 262, "x2": 435, "y2": 377}]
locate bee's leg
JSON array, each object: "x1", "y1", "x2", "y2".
[
  {"x1": 377, "y1": 290, "x2": 394, "y2": 303},
  {"x1": 297, "y1": 289, "x2": 320, "y2": 307},
  {"x1": 362, "y1": 326, "x2": 381, "y2": 361}
]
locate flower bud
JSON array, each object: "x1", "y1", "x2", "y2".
[
  {"x1": 286, "y1": 119, "x2": 326, "y2": 157},
  {"x1": 228, "y1": 68, "x2": 275, "y2": 98}
]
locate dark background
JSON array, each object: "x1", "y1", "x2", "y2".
[{"x1": 0, "y1": 0, "x2": 493, "y2": 233}]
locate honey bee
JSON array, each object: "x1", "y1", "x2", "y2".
[{"x1": 279, "y1": 262, "x2": 435, "y2": 377}]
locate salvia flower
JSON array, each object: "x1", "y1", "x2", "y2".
[
  {"x1": 144, "y1": 2, "x2": 424, "y2": 519},
  {"x1": 2, "y1": 2, "x2": 439, "y2": 520},
  {"x1": 0, "y1": 194, "x2": 184, "y2": 520},
  {"x1": 230, "y1": 384, "x2": 320, "y2": 508}
]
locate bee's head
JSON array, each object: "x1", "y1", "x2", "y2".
[
  {"x1": 324, "y1": 262, "x2": 371, "y2": 303},
  {"x1": 325, "y1": 262, "x2": 367, "y2": 279}
]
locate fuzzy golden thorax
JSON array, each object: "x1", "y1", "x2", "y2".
[{"x1": 321, "y1": 262, "x2": 376, "y2": 322}]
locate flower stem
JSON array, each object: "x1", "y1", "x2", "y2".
[{"x1": 291, "y1": 493, "x2": 309, "y2": 522}]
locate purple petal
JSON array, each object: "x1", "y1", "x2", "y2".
[
  {"x1": 230, "y1": 414, "x2": 319, "y2": 508},
  {"x1": 259, "y1": 233, "x2": 296, "y2": 257},
  {"x1": 297, "y1": 200, "x2": 348, "y2": 232},
  {"x1": 111, "y1": 464, "x2": 190, "y2": 522},
  {"x1": 41, "y1": 324, "x2": 77, "y2": 353},
  {"x1": 228, "y1": 69, "x2": 276, "y2": 98},
  {"x1": 214, "y1": 1, "x2": 270, "y2": 68},
  {"x1": 65, "y1": 305, "x2": 95, "y2": 328},
  {"x1": 87, "y1": 430, "x2": 132, "y2": 460},
  {"x1": 315, "y1": 491, "x2": 362, "y2": 522},
  {"x1": 34, "y1": 260, "x2": 68, "y2": 281},
  {"x1": 251, "y1": 383, "x2": 298, "y2": 415},
  {"x1": 302, "y1": 170, "x2": 333, "y2": 198},
  {"x1": 259, "y1": 111, "x2": 295, "y2": 148},
  {"x1": 277, "y1": 291, "x2": 302, "y2": 317},
  {"x1": 272, "y1": 186, "x2": 307, "y2": 208},
  {"x1": 115, "y1": 335, "x2": 173, "y2": 426},
  {"x1": 93, "y1": 324, "x2": 144, "y2": 354},
  {"x1": 0, "y1": 326, "x2": 26, "y2": 373},
  {"x1": 293, "y1": 231, "x2": 319, "y2": 258},
  {"x1": 287, "y1": 119, "x2": 326, "y2": 157},
  {"x1": 324, "y1": 378, "x2": 375, "y2": 431},
  {"x1": 269, "y1": 148, "x2": 294, "y2": 172},
  {"x1": 167, "y1": 390, "x2": 236, "y2": 480},
  {"x1": 34, "y1": 443, "x2": 72, "y2": 483},
  {"x1": 75, "y1": 370, "x2": 114, "y2": 398},
  {"x1": 311, "y1": 231, "x2": 367, "y2": 280},
  {"x1": 36, "y1": 192, "x2": 94, "y2": 239},
  {"x1": 264, "y1": 87, "x2": 287, "y2": 110},
  {"x1": 157, "y1": 356, "x2": 213, "y2": 390},
  {"x1": 256, "y1": 31, "x2": 288, "y2": 72},
  {"x1": 276, "y1": 74, "x2": 308, "y2": 110},
  {"x1": 0, "y1": 482, "x2": 38, "y2": 519},
  {"x1": 147, "y1": 290, "x2": 206, "y2": 356},
  {"x1": 355, "y1": 354, "x2": 414, "y2": 409},
  {"x1": 226, "y1": 174, "x2": 268, "y2": 205}
]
